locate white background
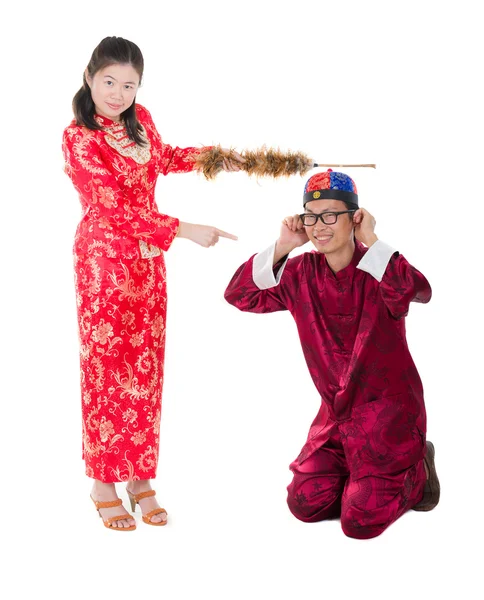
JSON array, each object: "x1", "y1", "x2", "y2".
[{"x1": 2, "y1": 0, "x2": 482, "y2": 598}]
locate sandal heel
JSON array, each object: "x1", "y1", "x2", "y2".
[
  {"x1": 127, "y1": 491, "x2": 137, "y2": 512},
  {"x1": 125, "y1": 488, "x2": 168, "y2": 526}
]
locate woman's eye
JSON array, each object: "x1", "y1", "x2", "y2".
[{"x1": 106, "y1": 81, "x2": 113, "y2": 86}]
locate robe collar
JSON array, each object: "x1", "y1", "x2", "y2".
[
  {"x1": 323, "y1": 240, "x2": 366, "y2": 281},
  {"x1": 94, "y1": 113, "x2": 125, "y2": 128}
]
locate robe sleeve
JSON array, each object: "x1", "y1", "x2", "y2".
[
  {"x1": 137, "y1": 104, "x2": 211, "y2": 175},
  {"x1": 62, "y1": 126, "x2": 180, "y2": 251},
  {"x1": 357, "y1": 240, "x2": 432, "y2": 319},
  {"x1": 224, "y1": 242, "x2": 304, "y2": 313}
]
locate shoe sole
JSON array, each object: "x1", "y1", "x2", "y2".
[{"x1": 412, "y1": 441, "x2": 440, "y2": 511}]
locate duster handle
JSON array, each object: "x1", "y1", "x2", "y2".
[{"x1": 314, "y1": 163, "x2": 376, "y2": 168}]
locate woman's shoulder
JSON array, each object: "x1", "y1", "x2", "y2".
[
  {"x1": 63, "y1": 121, "x2": 103, "y2": 151},
  {"x1": 63, "y1": 119, "x2": 99, "y2": 138},
  {"x1": 135, "y1": 104, "x2": 162, "y2": 141},
  {"x1": 135, "y1": 103, "x2": 153, "y2": 123}
]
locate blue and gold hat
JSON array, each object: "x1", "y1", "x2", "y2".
[{"x1": 303, "y1": 169, "x2": 358, "y2": 208}]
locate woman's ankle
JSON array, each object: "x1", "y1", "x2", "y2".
[
  {"x1": 127, "y1": 479, "x2": 152, "y2": 493},
  {"x1": 91, "y1": 480, "x2": 117, "y2": 497}
]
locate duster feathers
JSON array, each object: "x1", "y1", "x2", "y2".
[{"x1": 194, "y1": 145, "x2": 376, "y2": 180}]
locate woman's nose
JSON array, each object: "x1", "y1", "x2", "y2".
[{"x1": 110, "y1": 86, "x2": 123, "y2": 100}]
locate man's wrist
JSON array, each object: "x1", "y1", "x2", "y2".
[
  {"x1": 362, "y1": 233, "x2": 378, "y2": 247},
  {"x1": 274, "y1": 240, "x2": 295, "y2": 263}
]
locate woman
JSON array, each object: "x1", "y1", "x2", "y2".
[{"x1": 62, "y1": 36, "x2": 241, "y2": 530}]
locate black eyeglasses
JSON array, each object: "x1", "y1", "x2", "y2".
[{"x1": 299, "y1": 210, "x2": 356, "y2": 226}]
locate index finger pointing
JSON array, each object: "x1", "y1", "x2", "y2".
[{"x1": 216, "y1": 229, "x2": 238, "y2": 240}]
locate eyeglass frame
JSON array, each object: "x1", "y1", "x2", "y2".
[{"x1": 299, "y1": 209, "x2": 357, "y2": 226}]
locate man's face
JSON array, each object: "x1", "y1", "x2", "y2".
[{"x1": 302, "y1": 199, "x2": 355, "y2": 254}]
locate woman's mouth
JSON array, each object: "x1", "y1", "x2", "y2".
[{"x1": 107, "y1": 102, "x2": 122, "y2": 110}]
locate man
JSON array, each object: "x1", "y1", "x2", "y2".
[{"x1": 224, "y1": 170, "x2": 440, "y2": 539}]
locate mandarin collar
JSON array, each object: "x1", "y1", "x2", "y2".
[
  {"x1": 94, "y1": 113, "x2": 125, "y2": 128},
  {"x1": 322, "y1": 241, "x2": 366, "y2": 280}
]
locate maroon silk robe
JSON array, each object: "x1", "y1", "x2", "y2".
[{"x1": 225, "y1": 240, "x2": 431, "y2": 538}]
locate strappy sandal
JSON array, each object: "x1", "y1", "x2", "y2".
[
  {"x1": 90, "y1": 496, "x2": 137, "y2": 531},
  {"x1": 127, "y1": 489, "x2": 168, "y2": 526}
]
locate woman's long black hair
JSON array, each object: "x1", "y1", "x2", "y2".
[{"x1": 72, "y1": 36, "x2": 147, "y2": 146}]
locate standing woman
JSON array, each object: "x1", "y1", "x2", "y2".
[{"x1": 62, "y1": 36, "x2": 240, "y2": 531}]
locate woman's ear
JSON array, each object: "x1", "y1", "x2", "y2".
[{"x1": 84, "y1": 68, "x2": 91, "y2": 88}]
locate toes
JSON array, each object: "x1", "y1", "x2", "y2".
[
  {"x1": 152, "y1": 512, "x2": 167, "y2": 524},
  {"x1": 110, "y1": 517, "x2": 134, "y2": 528}
]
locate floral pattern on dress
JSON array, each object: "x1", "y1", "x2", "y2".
[{"x1": 63, "y1": 104, "x2": 206, "y2": 482}]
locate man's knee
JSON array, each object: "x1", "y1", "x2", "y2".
[
  {"x1": 340, "y1": 505, "x2": 388, "y2": 539},
  {"x1": 287, "y1": 476, "x2": 342, "y2": 523}
]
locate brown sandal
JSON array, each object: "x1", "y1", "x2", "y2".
[
  {"x1": 90, "y1": 496, "x2": 136, "y2": 531},
  {"x1": 127, "y1": 489, "x2": 168, "y2": 526}
]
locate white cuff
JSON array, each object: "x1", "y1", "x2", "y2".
[
  {"x1": 252, "y1": 242, "x2": 289, "y2": 290},
  {"x1": 356, "y1": 240, "x2": 397, "y2": 282}
]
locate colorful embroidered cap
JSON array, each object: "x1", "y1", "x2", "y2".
[{"x1": 303, "y1": 169, "x2": 358, "y2": 208}]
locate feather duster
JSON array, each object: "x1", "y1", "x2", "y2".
[{"x1": 194, "y1": 145, "x2": 375, "y2": 180}]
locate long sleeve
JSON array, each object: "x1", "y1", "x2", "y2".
[
  {"x1": 62, "y1": 126, "x2": 180, "y2": 251},
  {"x1": 138, "y1": 104, "x2": 211, "y2": 176},
  {"x1": 357, "y1": 240, "x2": 431, "y2": 319},
  {"x1": 224, "y1": 242, "x2": 304, "y2": 313},
  {"x1": 159, "y1": 140, "x2": 204, "y2": 176}
]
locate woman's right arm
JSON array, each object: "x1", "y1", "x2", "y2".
[
  {"x1": 176, "y1": 222, "x2": 237, "y2": 247},
  {"x1": 63, "y1": 126, "x2": 238, "y2": 251}
]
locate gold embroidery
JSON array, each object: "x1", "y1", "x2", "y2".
[
  {"x1": 139, "y1": 240, "x2": 161, "y2": 258},
  {"x1": 104, "y1": 124, "x2": 152, "y2": 165},
  {"x1": 313, "y1": 191, "x2": 321, "y2": 199}
]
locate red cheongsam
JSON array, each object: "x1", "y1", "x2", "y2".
[
  {"x1": 62, "y1": 104, "x2": 204, "y2": 483},
  {"x1": 225, "y1": 240, "x2": 431, "y2": 539}
]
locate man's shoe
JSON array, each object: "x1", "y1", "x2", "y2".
[{"x1": 412, "y1": 441, "x2": 440, "y2": 511}]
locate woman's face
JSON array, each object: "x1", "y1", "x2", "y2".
[{"x1": 86, "y1": 63, "x2": 140, "y2": 122}]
